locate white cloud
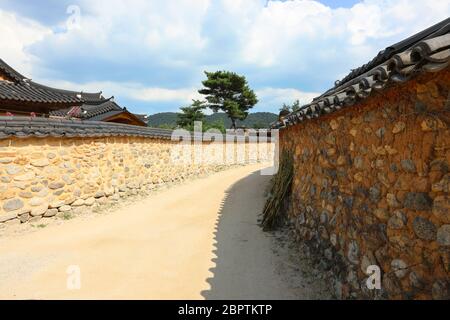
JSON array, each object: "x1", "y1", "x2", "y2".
[
  {"x1": 256, "y1": 87, "x2": 320, "y2": 111},
  {"x1": 37, "y1": 0, "x2": 212, "y2": 65},
  {"x1": 131, "y1": 87, "x2": 202, "y2": 102},
  {"x1": 241, "y1": 0, "x2": 450, "y2": 67},
  {"x1": 0, "y1": 9, "x2": 50, "y2": 76},
  {"x1": 1, "y1": 0, "x2": 450, "y2": 114},
  {"x1": 242, "y1": 0, "x2": 333, "y2": 66},
  {"x1": 41, "y1": 79, "x2": 202, "y2": 103}
]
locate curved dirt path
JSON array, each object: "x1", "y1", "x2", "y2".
[{"x1": 0, "y1": 164, "x2": 330, "y2": 299}]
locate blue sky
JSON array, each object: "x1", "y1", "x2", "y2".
[{"x1": 1, "y1": 0, "x2": 449, "y2": 115}]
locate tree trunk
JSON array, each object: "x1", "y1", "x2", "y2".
[{"x1": 230, "y1": 118, "x2": 237, "y2": 130}]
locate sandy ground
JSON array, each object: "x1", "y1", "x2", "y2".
[{"x1": 0, "y1": 164, "x2": 331, "y2": 299}]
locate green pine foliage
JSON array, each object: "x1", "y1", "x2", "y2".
[
  {"x1": 198, "y1": 71, "x2": 258, "y2": 129},
  {"x1": 176, "y1": 100, "x2": 205, "y2": 128}
]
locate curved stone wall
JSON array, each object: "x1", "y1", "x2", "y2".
[
  {"x1": 280, "y1": 68, "x2": 450, "y2": 299},
  {"x1": 0, "y1": 135, "x2": 266, "y2": 228}
]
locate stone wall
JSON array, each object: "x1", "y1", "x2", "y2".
[
  {"x1": 280, "y1": 68, "x2": 450, "y2": 299},
  {"x1": 0, "y1": 135, "x2": 266, "y2": 227}
]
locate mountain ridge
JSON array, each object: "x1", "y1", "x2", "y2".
[{"x1": 147, "y1": 112, "x2": 278, "y2": 128}]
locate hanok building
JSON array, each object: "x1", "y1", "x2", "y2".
[
  {"x1": 0, "y1": 59, "x2": 146, "y2": 126},
  {"x1": 49, "y1": 96, "x2": 146, "y2": 126},
  {"x1": 134, "y1": 114, "x2": 150, "y2": 125}
]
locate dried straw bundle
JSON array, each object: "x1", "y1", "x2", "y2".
[{"x1": 261, "y1": 150, "x2": 293, "y2": 231}]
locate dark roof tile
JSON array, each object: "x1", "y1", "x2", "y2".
[
  {"x1": 0, "y1": 116, "x2": 173, "y2": 140},
  {"x1": 0, "y1": 59, "x2": 27, "y2": 82},
  {"x1": 0, "y1": 81, "x2": 82, "y2": 104},
  {"x1": 0, "y1": 59, "x2": 103, "y2": 107},
  {"x1": 50, "y1": 99, "x2": 146, "y2": 125}
]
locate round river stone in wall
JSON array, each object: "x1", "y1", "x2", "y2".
[
  {"x1": 48, "y1": 181, "x2": 65, "y2": 190},
  {"x1": 49, "y1": 200, "x2": 65, "y2": 209},
  {"x1": 44, "y1": 209, "x2": 58, "y2": 217},
  {"x1": 3, "y1": 198, "x2": 24, "y2": 212},
  {"x1": 404, "y1": 193, "x2": 432, "y2": 211},
  {"x1": 58, "y1": 205, "x2": 71, "y2": 212},
  {"x1": 391, "y1": 259, "x2": 408, "y2": 278},
  {"x1": 31, "y1": 159, "x2": 50, "y2": 167},
  {"x1": 18, "y1": 191, "x2": 33, "y2": 199},
  {"x1": 437, "y1": 225, "x2": 450, "y2": 246},
  {"x1": 413, "y1": 217, "x2": 437, "y2": 240},
  {"x1": 84, "y1": 197, "x2": 95, "y2": 206},
  {"x1": 347, "y1": 240, "x2": 360, "y2": 265},
  {"x1": 71, "y1": 199, "x2": 85, "y2": 207},
  {"x1": 5, "y1": 165, "x2": 21, "y2": 175},
  {"x1": 388, "y1": 211, "x2": 407, "y2": 229},
  {"x1": 31, "y1": 205, "x2": 48, "y2": 217}
]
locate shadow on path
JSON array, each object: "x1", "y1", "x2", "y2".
[{"x1": 201, "y1": 169, "x2": 327, "y2": 300}]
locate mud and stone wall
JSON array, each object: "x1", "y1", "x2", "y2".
[
  {"x1": 280, "y1": 68, "x2": 450, "y2": 299},
  {"x1": 0, "y1": 135, "x2": 267, "y2": 228}
]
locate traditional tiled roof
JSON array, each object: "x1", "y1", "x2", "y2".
[
  {"x1": 0, "y1": 80, "x2": 82, "y2": 104},
  {"x1": 0, "y1": 59, "x2": 145, "y2": 125},
  {"x1": 49, "y1": 99, "x2": 147, "y2": 125},
  {"x1": 82, "y1": 100, "x2": 123, "y2": 119},
  {"x1": 29, "y1": 81, "x2": 104, "y2": 103},
  {"x1": 0, "y1": 59, "x2": 27, "y2": 82},
  {"x1": 272, "y1": 18, "x2": 450, "y2": 129},
  {"x1": 135, "y1": 114, "x2": 149, "y2": 124},
  {"x1": 0, "y1": 116, "x2": 173, "y2": 140},
  {"x1": 0, "y1": 59, "x2": 100, "y2": 107},
  {"x1": 50, "y1": 99, "x2": 118, "y2": 118}
]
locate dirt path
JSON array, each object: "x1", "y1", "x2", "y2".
[{"x1": 0, "y1": 164, "x2": 330, "y2": 299}]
